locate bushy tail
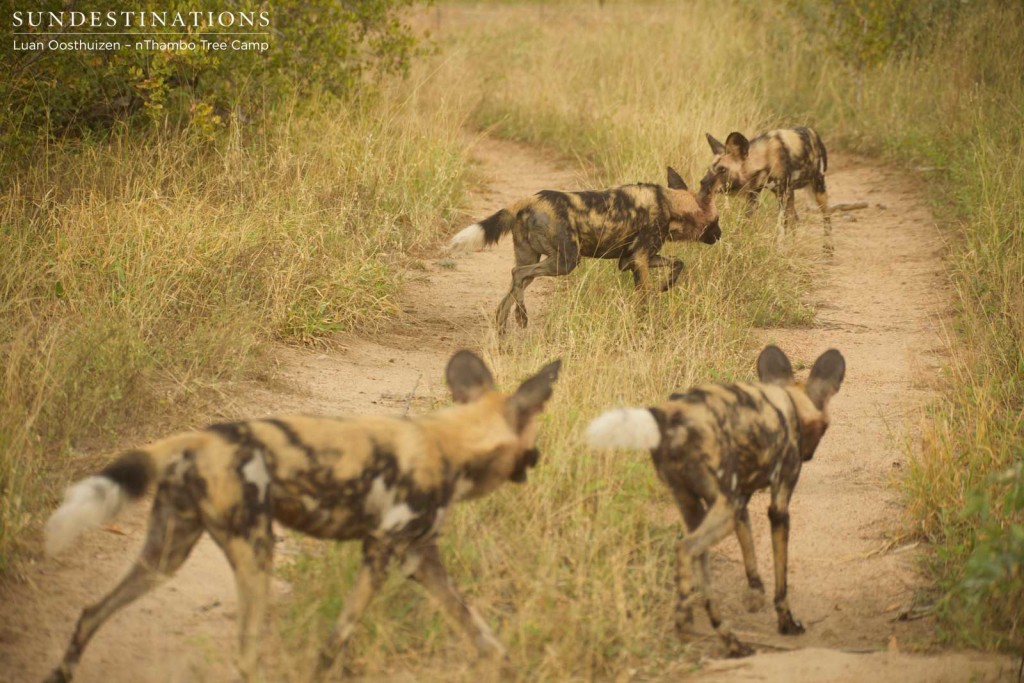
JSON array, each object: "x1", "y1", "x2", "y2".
[
  {"x1": 44, "y1": 433, "x2": 206, "y2": 555},
  {"x1": 447, "y1": 208, "x2": 517, "y2": 253},
  {"x1": 585, "y1": 408, "x2": 662, "y2": 450}
]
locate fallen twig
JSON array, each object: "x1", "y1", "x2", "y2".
[{"x1": 830, "y1": 202, "x2": 870, "y2": 212}]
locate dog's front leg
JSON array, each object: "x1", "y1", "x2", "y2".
[
  {"x1": 734, "y1": 506, "x2": 766, "y2": 612},
  {"x1": 768, "y1": 487, "x2": 804, "y2": 635},
  {"x1": 405, "y1": 541, "x2": 506, "y2": 660},
  {"x1": 629, "y1": 249, "x2": 653, "y2": 293},
  {"x1": 649, "y1": 253, "x2": 686, "y2": 292},
  {"x1": 317, "y1": 539, "x2": 392, "y2": 675}
]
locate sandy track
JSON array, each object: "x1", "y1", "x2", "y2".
[
  {"x1": 0, "y1": 141, "x2": 1013, "y2": 682},
  {"x1": 694, "y1": 158, "x2": 1011, "y2": 680}
]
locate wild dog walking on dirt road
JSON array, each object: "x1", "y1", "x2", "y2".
[
  {"x1": 43, "y1": 350, "x2": 561, "y2": 683},
  {"x1": 586, "y1": 345, "x2": 845, "y2": 657},
  {"x1": 703, "y1": 128, "x2": 832, "y2": 252},
  {"x1": 449, "y1": 167, "x2": 723, "y2": 333}
]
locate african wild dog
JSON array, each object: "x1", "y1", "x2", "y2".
[
  {"x1": 43, "y1": 350, "x2": 560, "y2": 683},
  {"x1": 448, "y1": 168, "x2": 723, "y2": 333},
  {"x1": 585, "y1": 345, "x2": 845, "y2": 657},
  {"x1": 703, "y1": 128, "x2": 832, "y2": 252}
]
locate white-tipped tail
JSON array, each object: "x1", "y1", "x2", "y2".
[
  {"x1": 44, "y1": 476, "x2": 127, "y2": 556},
  {"x1": 447, "y1": 223, "x2": 485, "y2": 253},
  {"x1": 586, "y1": 408, "x2": 662, "y2": 450}
]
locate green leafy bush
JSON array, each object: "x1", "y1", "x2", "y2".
[{"x1": 0, "y1": 0, "x2": 423, "y2": 159}]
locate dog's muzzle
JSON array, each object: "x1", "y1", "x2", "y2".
[
  {"x1": 510, "y1": 448, "x2": 540, "y2": 483},
  {"x1": 700, "y1": 218, "x2": 721, "y2": 244}
]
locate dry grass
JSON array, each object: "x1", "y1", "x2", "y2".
[
  {"x1": 0, "y1": 80, "x2": 472, "y2": 571},
  {"x1": 278, "y1": 3, "x2": 823, "y2": 679}
]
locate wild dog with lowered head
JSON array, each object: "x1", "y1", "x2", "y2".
[
  {"x1": 703, "y1": 128, "x2": 832, "y2": 252},
  {"x1": 43, "y1": 350, "x2": 560, "y2": 683},
  {"x1": 448, "y1": 168, "x2": 723, "y2": 333},
  {"x1": 585, "y1": 345, "x2": 845, "y2": 657}
]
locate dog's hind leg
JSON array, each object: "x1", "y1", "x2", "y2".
[
  {"x1": 735, "y1": 506, "x2": 766, "y2": 612},
  {"x1": 317, "y1": 538, "x2": 392, "y2": 675},
  {"x1": 496, "y1": 238, "x2": 578, "y2": 333},
  {"x1": 807, "y1": 177, "x2": 832, "y2": 255},
  {"x1": 679, "y1": 499, "x2": 753, "y2": 658},
  {"x1": 672, "y1": 494, "x2": 706, "y2": 633},
  {"x1": 45, "y1": 488, "x2": 203, "y2": 683},
  {"x1": 495, "y1": 238, "x2": 540, "y2": 334},
  {"x1": 406, "y1": 541, "x2": 506, "y2": 659}
]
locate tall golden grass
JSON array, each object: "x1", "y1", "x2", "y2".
[{"x1": 0, "y1": 83, "x2": 471, "y2": 571}]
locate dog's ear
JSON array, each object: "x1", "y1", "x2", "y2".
[
  {"x1": 725, "y1": 131, "x2": 750, "y2": 159},
  {"x1": 757, "y1": 345, "x2": 794, "y2": 386},
  {"x1": 667, "y1": 167, "x2": 688, "y2": 190},
  {"x1": 508, "y1": 359, "x2": 561, "y2": 428},
  {"x1": 446, "y1": 350, "x2": 495, "y2": 404},
  {"x1": 706, "y1": 133, "x2": 726, "y2": 155},
  {"x1": 805, "y1": 349, "x2": 845, "y2": 410}
]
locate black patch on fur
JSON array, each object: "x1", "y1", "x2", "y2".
[
  {"x1": 100, "y1": 450, "x2": 151, "y2": 499},
  {"x1": 767, "y1": 506, "x2": 789, "y2": 527},
  {"x1": 206, "y1": 421, "x2": 246, "y2": 443},
  {"x1": 724, "y1": 385, "x2": 760, "y2": 411},
  {"x1": 262, "y1": 418, "x2": 319, "y2": 462}
]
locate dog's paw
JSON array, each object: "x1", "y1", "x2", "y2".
[
  {"x1": 743, "y1": 587, "x2": 766, "y2": 613},
  {"x1": 777, "y1": 612, "x2": 806, "y2": 636},
  {"x1": 43, "y1": 667, "x2": 72, "y2": 683},
  {"x1": 724, "y1": 636, "x2": 755, "y2": 658}
]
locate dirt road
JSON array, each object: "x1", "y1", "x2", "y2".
[{"x1": 0, "y1": 140, "x2": 1013, "y2": 682}]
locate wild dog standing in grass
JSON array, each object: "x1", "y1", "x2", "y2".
[
  {"x1": 586, "y1": 345, "x2": 845, "y2": 657},
  {"x1": 448, "y1": 168, "x2": 723, "y2": 333},
  {"x1": 43, "y1": 350, "x2": 560, "y2": 683},
  {"x1": 703, "y1": 128, "x2": 832, "y2": 253}
]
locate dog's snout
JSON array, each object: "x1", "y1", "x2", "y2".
[
  {"x1": 700, "y1": 219, "x2": 722, "y2": 244},
  {"x1": 510, "y1": 448, "x2": 541, "y2": 483}
]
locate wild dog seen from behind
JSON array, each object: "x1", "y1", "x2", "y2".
[
  {"x1": 43, "y1": 350, "x2": 561, "y2": 683},
  {"x1": 449, "y1": 168, "x2": 723, "y2": 333},
  {"x1": 704, "y1": 128, "x2": 832, "y2": 253},
  {"x1": 586, "y1": 345, "x2": 845, "y2": 657}
]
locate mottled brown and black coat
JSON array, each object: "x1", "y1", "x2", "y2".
[
  {"x1": 586, "y1": 345, "x2": 845, "y2": 657},
  {"x1": 703, "y1": 128, "x2": 832, "y2": 250},
  {"x1": 449, "y1": 168, "x2": 723, "y2": 333},
  {"x1": 43, "y1": 350, "x2": 560, "y2": 683}
]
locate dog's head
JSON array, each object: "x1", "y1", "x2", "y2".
[
  {"x1": 702, "y1": 132, "x2": 753, "y2": 195},
  {"x1": 757, "y1": 345, "x2": 845, "y2": 461},
  {"x1": 664, "y1": 167, "x2": 722, "y2": 245},
  {"x1": 445, "y1": 350, "x2": 561, "y2": 500}
]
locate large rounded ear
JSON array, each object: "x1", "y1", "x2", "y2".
[
  {"x1": 667, "y1": 166, "x2": 688, "y2": 190},
  {"x1": 805, "y1": 349, "x2": 845, "y2": 409},
  {"x1": 725, "y1": 131, "x2": 750, "y2": 159},
  {"x1": 446, "y1": 350, "x2": 495, "y2": 404},
  {"x1": 706, "y1": 133, "x2": 726, "y2": 155},
  {"x1": 757, "y1": 345, "x2": 794, "y2": 386},
  {"x1": 508, "y1": 359, "x2": 561, "y2": 429}
]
